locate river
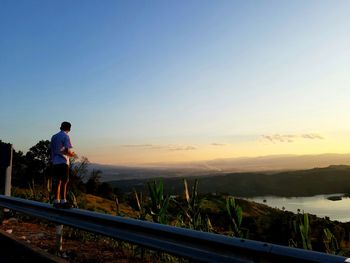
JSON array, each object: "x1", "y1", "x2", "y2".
[{"x1": 246, "y1": 194, "x2": 350, "y2": 222}]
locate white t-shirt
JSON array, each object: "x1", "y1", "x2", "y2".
[{"x1": 50, "y1": 130, "x2": 73, "y2": 165}]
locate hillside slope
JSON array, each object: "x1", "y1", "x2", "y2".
[{"x1": 109, "y1": 165, "x2": 350, "y2": 197}]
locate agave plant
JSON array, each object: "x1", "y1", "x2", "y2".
[
  {"x1": 184, "y1": 179, "x2": 201, "y2": 229},
  {"x1": 323, "y1": 228, "x2": 340, "y2": 254},
  {"x1": 174, "y1": 178, "x2": 212, "y2": 231},
  {"x1": 292, "y1": 213, "x2": 312, "y2": 250},
  {"x1": 226, "y1": 197, "x2": 245, "y2": 237},
  {"x1": 147, "y1": 179, "x2": 170, "y2": 224},
  {"x1": 299, "y1": 213, "x2": 312, "y2": 250}
]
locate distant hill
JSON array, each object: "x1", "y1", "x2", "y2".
[
  {"x1": 88, "y1": 163, "x2": 214, "y2": 182},
  {"x1": 108, "y1": 165, "x2": 350, "y2": 197},
  {"x1": 205, "y1": 153, "x2": 350, "y2": 172},
  {"x1": 91, "y1": 153, "x2": 350, "y2": 182}
]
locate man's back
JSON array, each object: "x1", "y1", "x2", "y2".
[{"x1": 50, "y1": 130, "x2": 72, "y2": 165}]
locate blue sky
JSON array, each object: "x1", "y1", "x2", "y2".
[{"x1": 1, "y1": 1, "x2": 349, "y2": 164}]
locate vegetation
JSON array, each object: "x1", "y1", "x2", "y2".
[
  {"x1": 292, "y1": 213, "x2": 313, "y2": 250},
  {"x1": 226, "y1": 196, "x2": 247, "y2": 238},
  {"x1": 147, "y1": 179, "x2": 170, "y2": 224},
  {"x1": 2, "y1": 138, "x2": 350, "y2": 260},
  {"x1": 174, "y1": 179, "x2": 207, "y2": 230},
  {"x1": 1, "y1": 140, "x2": 118, "y2": 204}
]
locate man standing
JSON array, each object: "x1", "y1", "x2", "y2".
[{"x1": 50, "y1": 121, "x2": 75, "y2": 208}]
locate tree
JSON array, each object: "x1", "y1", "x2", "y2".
[
  {"x1": 86, "y1": 169, "x2": 102, "y2": 195},
  {"x1": 12, "y1": 150, "x2": 27, "y2": 187},
  {"x1": 25, "y1": 140, "x2": 50, "y2": 189},
  {"x1": 69, "y1": 156, "x2": 90, "y2": 194}
]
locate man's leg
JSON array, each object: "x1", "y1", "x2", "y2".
[
  {"x1": 56, "y1": 180, "x2": 62, "y2": 200},
  {"x1": 60, "y1": 164, "x2": 70, "y2": 208},
  {"x1": 62, "y1": 180, "x2": 69, "y2": 202},
  {"x1": 53, "y1": 180, "x2": 62, "y2": 208},
  {"x1": 52, "y1": 164, "x2": 62, "y2": 207}
]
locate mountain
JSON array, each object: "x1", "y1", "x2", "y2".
[
  {"x1": 109, "y1": 165, "x2": 350, "y2": 197},
  {"x1": 205, "y1": 153, "x2": 350, "y2": 172},
  {"x1": 90, "y1": 153, "x2": 350, "y2": 182},
  {"x1": 88, "y1": 163, "x2": 215, "y2": 182}
]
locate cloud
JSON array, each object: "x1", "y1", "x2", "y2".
[
  {"x1": 122, "y1": 144, "x2": 154, "y2": 148},
  {"x1": 260, "y1": 133, "x2": 324, "y2": 143},
  {"x1": 121, "y1": 144, "x2": 197, "y2": 151},
  {"x1": 261, "y1": 134, "x2": 297, "y2": 143},
  {"x1": 301, "y1": 133, "x2": 324, "y2": 140},
  {"x1": 168, "y1": 145, "x2": 197, "y2": 151},
  {"x1": 211, "y1": 143, "x2": 228, "y2": 146}
]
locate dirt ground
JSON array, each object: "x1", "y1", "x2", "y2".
[{"x1": 0, "y1": 217, "x2": 148, "y2": 263}]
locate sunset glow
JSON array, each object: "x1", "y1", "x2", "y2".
[{"x1": 1, "y1": 1, "x2": 349, "y2": 165}]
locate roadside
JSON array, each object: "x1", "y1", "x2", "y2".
[{"x1": 0, "y1": 217, "x2": 148, "y2": 263}]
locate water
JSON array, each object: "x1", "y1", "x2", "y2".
[{"x1": 246, "y1": 194, "x2": 350, "y2": 222}]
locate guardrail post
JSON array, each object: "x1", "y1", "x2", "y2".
[
  {"x1": 4, "y1": 144, "x2": 13, "y2": 197},
  {"x1": 56, "y1": 224, "x2": 63, "y2": 253},
  {"x1": 1, "y1": 142, "x2": 13, "y2": 218}
]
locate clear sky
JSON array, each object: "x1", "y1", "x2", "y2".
[{"x1": 1, "y1": 0, "x2": 349, "y2": 165}]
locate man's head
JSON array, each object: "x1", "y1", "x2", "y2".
[{"x1": 60, "y1": 121, "x2": 71, "y2": 132}]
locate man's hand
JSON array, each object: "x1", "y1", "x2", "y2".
[
  {"x1": 62, "y1": 148, "x2": 75, "y2": 157},
  {"x1": 67, "y1": 148, "x2": 75, "y2": 157}
]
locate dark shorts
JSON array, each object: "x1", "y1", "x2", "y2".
[{"x1": 52, "y1": 163, "x2": 69, "y2": 181}]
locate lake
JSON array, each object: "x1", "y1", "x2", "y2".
[{"x1": 246, "y1": 194, "x2": 350, "y2": 222}]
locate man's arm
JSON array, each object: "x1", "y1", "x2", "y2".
[
  {"x1": 63, "y1": 147, "x2": 75, "y2": 157},
  {"x1": 63, "y1": 134, "x2": 75, "y2": 157}
]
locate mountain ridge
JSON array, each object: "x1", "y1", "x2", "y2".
[
  {"x1": 108, "y1": 164, "x2": 350, "y2": 197},
  {"x1": 89, "y1": 153, "x2": 350, "y2": 181}
]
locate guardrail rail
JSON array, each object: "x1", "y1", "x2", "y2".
[{"x1": 0, "y1": 195, "x2": 349, "y2": 263}]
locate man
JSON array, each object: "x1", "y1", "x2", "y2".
[{"x1": 50, "y1": 121, "x2": 75, "y2": 208}]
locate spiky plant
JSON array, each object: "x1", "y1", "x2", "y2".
[
  {"x1": 299, "y1": 213, "x2": 312, "y2": 250},
  {"x1": 323, "y1": 228, "x2": 339, "y2": 254},
  {"x1": 133, "y1": 189, "x2": 147, "y2": 220},
  {"x1": 292, "y1": 213, "x2": 312, "y2": 250},
  {"x1": 226, "y1": 197, "x2": 244, "y2": 237},
  {"x1": 174, "y1": 179, "x2": 212, "y2": 231},
  {"x1": 147, "y1": 179, "x2": 170, "y2": 224},
  {"x1": 184, "y1": 179, "x2": 201, "y2": 229}
]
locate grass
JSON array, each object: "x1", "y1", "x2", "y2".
[
  {"x1": 10, "y1": 186, "x2": 350, "y2": 257},
  {"x1": 80, "y1": 194, "x2": 139, "y2": 218}
]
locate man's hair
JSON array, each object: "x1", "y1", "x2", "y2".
[{"x1": 60, "y1": 121, "x2": 71, "y2": 131}]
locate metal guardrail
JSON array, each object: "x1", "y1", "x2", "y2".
[{"x1": 0, "y1": 195, "x2": 349, "y2": 263}]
